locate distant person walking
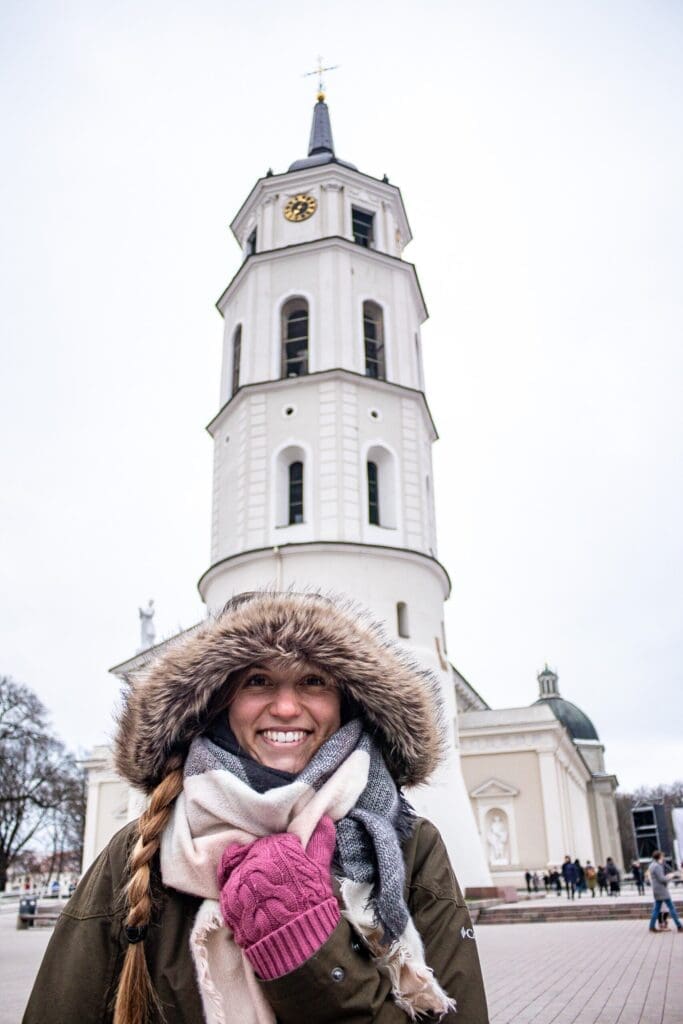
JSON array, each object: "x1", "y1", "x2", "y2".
[
  {"x1": 525, "y1": 870, "x2": 532, "y2": 893},
  {"x1": 597, "y1": 865, "x2": 608, "y2": 896},
  {"x1": 532, "y1": 872, "x2": 540, "y2": 893},
  {"x1": 562, "y1": 856, "x2": 577, "y2": 900},
  {"x1": 585, "y1": 861, "x2": 597, "y2": 897},
  {"x1": 632, "y1": 860, "x2": 645, "y2": 896},
  {"x1": 605, "y1": 857, "x2": 621, "y2": 896},
  {"x1": 574, "y1": 859, "x2": 586, "y2": 898},
  {"x1": 648, "y1": 851, "x2": 683, "y2": 933}
]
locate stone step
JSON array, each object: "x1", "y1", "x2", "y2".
[{"x1": 477, "y1": 898, "x2": 683, "y2": 925}]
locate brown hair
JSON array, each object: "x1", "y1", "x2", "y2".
[{"x1": 113, "y1": 757, "x2": 184, "y2": 1024}]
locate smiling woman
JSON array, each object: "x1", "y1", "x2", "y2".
[{"x1": 23, "y1": 592, "x2": 489, "y2": 1024}]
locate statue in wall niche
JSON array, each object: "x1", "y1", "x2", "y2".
[
  {"x1": 486, "y1": 811, "x2": 510, "y2": 865},
  {"x1": 138, "y1": 599, "x2": 156, "y2": 650}
]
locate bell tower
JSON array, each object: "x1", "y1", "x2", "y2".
[{"x1": 199, "y1": 94, "x2": 491, "y2": 887}]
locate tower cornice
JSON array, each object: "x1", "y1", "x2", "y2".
[
  {"x1": 197, "y1": 541, "x2": 452, "y2": 602},
  {"x1": 205, "y1": 367, "x2": 439, "y2": 442},
  {"x1": 216, "y1": 235, "x2": 427, "y2": 322}
]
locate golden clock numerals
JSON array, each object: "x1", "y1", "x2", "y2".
[{"x1": 284, "y1": 194, "x2": 317, "y2": 222}]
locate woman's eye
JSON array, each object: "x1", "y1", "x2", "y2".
[
  {"x1": 244, "y1": 674, "x2": 269, "y2": 688},
  {"x1": 302, "y1": 675, "x2": 327, "y2": 688}
]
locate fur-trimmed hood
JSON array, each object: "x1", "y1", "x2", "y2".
[{"x1": 114, "y1": 591, "x2": 447, "y2": 793}]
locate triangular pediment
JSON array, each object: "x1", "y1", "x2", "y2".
[{"x1": 469, "y1": 778, "x2": 519, "y2": 799}]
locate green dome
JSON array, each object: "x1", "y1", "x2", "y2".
[{"x1": 534, "y1": 696, "x2": 599, "y2": 741}]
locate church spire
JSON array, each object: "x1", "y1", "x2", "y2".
[
  {"x1": 308, "y1": 94, "x2": 335, "y2": 157},
  {"x1": 288, "y1": 95, "x2": 357, "y2": 172}
]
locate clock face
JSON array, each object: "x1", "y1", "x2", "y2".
[{"x1": 284, "y1": 193, "x2": 317, "y2": 222}]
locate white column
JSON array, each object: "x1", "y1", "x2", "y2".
[
  {"x1": 81, "y1": 774, "x2": 101, "y2": 874},
  {"x1": 538, "y1": 751, "x2": 566, "y2": 865}
]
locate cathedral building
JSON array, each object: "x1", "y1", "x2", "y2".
[
  {"x1": 83, "y1": 93, "x2": 492, "y2": 890},
  {"x1": 457, "y1": 666, "x2": 622, "y2": 883}
]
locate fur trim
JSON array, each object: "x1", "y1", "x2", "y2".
[{"x1": 115, "y1": 590, "x2": 448, "y2": 793}]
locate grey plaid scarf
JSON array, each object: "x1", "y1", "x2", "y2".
[{"x1": 188, "y1": 718, "x2": 415, "y2": 942}]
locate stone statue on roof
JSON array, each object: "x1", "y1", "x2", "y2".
[{"x1": 138, "y1": 599, "x2": 156, "y2": 651}]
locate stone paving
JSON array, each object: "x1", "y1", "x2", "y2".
[
  {"x1": 476, "y1": 918, "x2": 683, "y2": 1024},
  {"x1": 0, "y1": 904, "x2": 52, "y2": 1024}
]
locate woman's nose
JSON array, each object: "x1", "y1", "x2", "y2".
[{"x1": 270, "y1": 684, "x2": 301, "y2": 717}]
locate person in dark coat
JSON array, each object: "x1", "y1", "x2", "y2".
[
  {"x1": 597, "y1": 864, "x2": 608, "y2": 896},
  {"x1": 605, "y1": 856, "x2": 621, "y2": 896},
  {"x1": 632, "y1": 860, "x2": 645, "y2": 896},
  {"x1": 525, "y1": 870, "x2": 533, "y2": 893},
  {"x1": 574, "y1": 859, "x2": 586, "y2": 898},
  {"x1": 24, "y1": 592, "x2": 489, "y2": 1024},
  {"x1": 561, "y1": 856, "x2": 578, "y2": 899}
]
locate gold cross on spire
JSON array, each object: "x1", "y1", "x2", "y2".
[{"x1": 303, "y1": 56, "x2": 339, "y2": 100}]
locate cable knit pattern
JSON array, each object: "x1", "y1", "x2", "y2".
[{"x1": 218, "y1": 817, "x2": 340, "y2": 979}]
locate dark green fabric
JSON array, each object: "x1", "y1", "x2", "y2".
[{"x1": 23, "y1": 818, "x2": 489, "y2": 1024}]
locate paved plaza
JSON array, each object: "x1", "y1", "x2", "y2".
[
  {"x1": 477, "y1": 918, "x2": 682, "y2": 1024},
  {"x1": 1, "y1": 903, "x2": 681, "y2": 1023}
]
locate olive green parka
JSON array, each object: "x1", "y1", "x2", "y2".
[{"x1": 24, "y1": 816, "x2": 488, "y2": 1023}]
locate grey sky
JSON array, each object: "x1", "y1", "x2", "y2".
[{"x1": 1, "y1": 1, "x2": 681, "y2": 791}]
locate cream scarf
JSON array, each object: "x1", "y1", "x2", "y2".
[{"x1": 160, "y1": 733, "x2": 455, "y2": 1024}]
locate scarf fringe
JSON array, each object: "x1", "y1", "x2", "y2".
[
  {"x1": 380, "y1": 944, "x2": 457, "y2": 1021},
  {"x1": 340, "y1": 879, "x2": 455, "y2": 1020}
]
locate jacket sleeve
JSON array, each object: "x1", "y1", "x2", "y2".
[
  {"x1": 260, "y1": 818, "x2": 489, "y2": 1024},
  {"x1": 22, "y1": 835, "x2": 126, "y2": 1024}
]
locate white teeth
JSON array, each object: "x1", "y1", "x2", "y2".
[{"x1": 262, "y1": 730, "x2": 307, "y2": 744}]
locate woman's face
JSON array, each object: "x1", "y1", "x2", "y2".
[{"x1": 228, "y1": 659, "x2": 342, "y2": 774}]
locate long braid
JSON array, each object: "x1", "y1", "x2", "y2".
[{"x1": 113, "y1": 758, "x2": 184, "y2": 1024}]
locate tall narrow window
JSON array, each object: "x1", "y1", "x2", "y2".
[
  {"x1": 352, "y1": 207, "x2": 374, "y2": 247},
  {"x1": 231, "y1": 325, "x2": 242, "y2": 396},
  {"x1": 363, "y1": 301, "x2": 385, "y2": 379},
  {"x1": 397, "y1": 602, "x2": 410, "y2": 638},
  {"x1": 281, "y1": 298, "x2": 309, "y2": 378},
  {"x1": 246, "y1": 228, "x2": 257, "y2": 255},
  {"x1": 367, "y1": 460, "x2": 379, "y2": 525},
  {"x1": 288, "y1": 461, "x2": 304, "y2": 524},
  {"x1": 366, "y1": 446, "x2": 397, "y2": 529}
]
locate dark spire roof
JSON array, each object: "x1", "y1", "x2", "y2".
[
  {"x1": 309, "y1": 96, "x2": 334, "y2": 155},
  {"x1": 533, "y1": 666, "x2": 600, "y2": 741},
  {"x1": 288, "y1": 94, "x2": 357, "y2": 173}
]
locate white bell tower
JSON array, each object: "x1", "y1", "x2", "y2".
[{"x1": 199, "y1": 94, "x2": 491, "y2": 887}]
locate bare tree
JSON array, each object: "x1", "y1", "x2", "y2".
[
  {"x1": 0, "y1": 675, "x2": 82, "y2": 891},
  {"x1": 615, "y1": 793, "x2": 638, "y2": 865},
  {"x1": 43, "y1": 757, "x2": 87, "y2": 884}
]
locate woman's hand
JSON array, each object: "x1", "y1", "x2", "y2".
[{"x1": 217, "y1": 816, "x2": 340, "y2": 979}]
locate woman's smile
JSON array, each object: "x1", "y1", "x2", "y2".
[{"x1": 259, "y1": 729, "x2": 310, "y2": 744}]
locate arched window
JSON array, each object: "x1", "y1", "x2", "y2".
[
  {"x1": 275, "y1": 445, "x2": 307, "y2": 528},
  {"x1": 288, "y1": 461, "x2": 304, "y2": 524},
  {"x1": 366, "y1": 445, "x2": 397, "y2": 529},
  {"x1": 281, "y1": 298, "x2": 309, "y2": 378},
  {"x1": 397, "y1": 602, "x2": 410, "y2": 638},
  {"x1": 231, "y1": 325, "x2": 242, "y2": 396},
  {"x1": 363, "y1": 301, "x2": 385, "y2": 380},
  {"x1": 367, "y1": 461, "x2": 379, "y2": 525}
]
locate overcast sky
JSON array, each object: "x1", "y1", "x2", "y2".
[{"x1": 2, "y1": 1, "x2": 681, "y2": 792}]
